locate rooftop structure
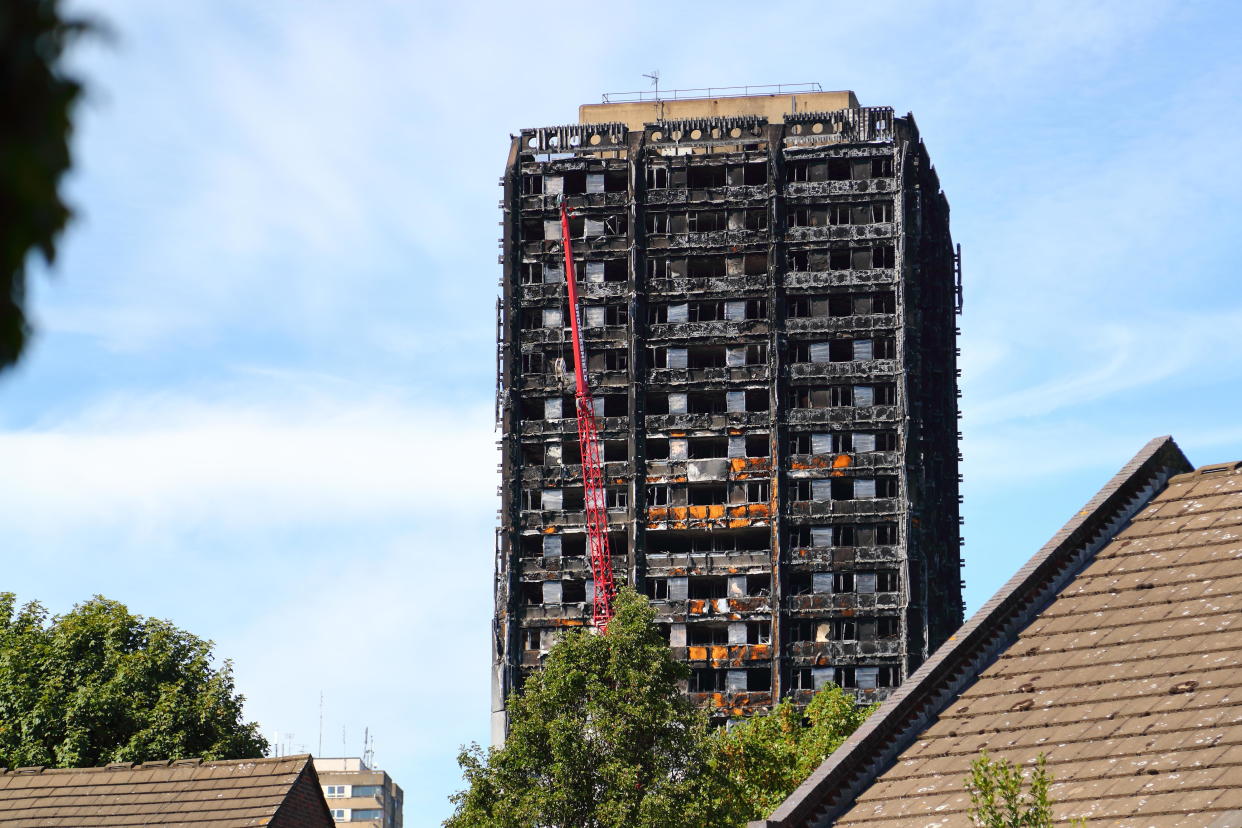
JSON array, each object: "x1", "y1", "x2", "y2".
[
  {"x1": 313, "y1": 757, "x2": 402, "y2": 828},
  {"x1": 494, "y1": 89, "x2": 963, "y2": 739},
  {"x1": 0, "y1": 754, "x2": 332, "y2": 827},
  {"x1": 756, "y1": 437, "x2": 1242, "y2": 826}
]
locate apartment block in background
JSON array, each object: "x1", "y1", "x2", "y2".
[
  {"x1": 494, "y1": 86, "x2": 963, "y2": 740},
  {"x1": 313, "y1": 758, "x2": 402, "y2": 828}
]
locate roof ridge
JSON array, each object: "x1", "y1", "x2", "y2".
[
  {"x1": 1, "y1": 754, "x2": 308, "y2": 776},
  {"x1": 752, "y1": 435, "x2": 1193, "y2": 828}
]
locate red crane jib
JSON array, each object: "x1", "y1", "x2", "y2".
[{"x1": 560, "y1": 203, "x2": 616, "y2": 629}]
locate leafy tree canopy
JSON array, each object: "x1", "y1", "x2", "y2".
[
  {"x1": 447, "y1": 588, "x2": 875, "y2": 827},
  {"x1": 0, "y1": 593, "x2": 268, "y2": 767},
  {"x1": 1, "y1": 0, "x2": 95, "y2": 371},
  {"x1": 709, "y1": 681, "x2": 877, "y2": 823}
]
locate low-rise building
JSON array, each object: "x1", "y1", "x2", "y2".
[{"x1": 313, "y1": 757, "x2": 403, "y2": 827}]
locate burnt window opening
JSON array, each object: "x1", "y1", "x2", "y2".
[
  {"x1": 520, "y1": 263, "x2": 541, "y2": 284},
  {"x1": 791, "y1": 668, "x2": 815, "y2": 690},
  {"x1": 687, "y1": 345, "x2": 726, "y2": 369},
  {"x1": 646, "y1": 578, "x2": 669, "y2": 600},
  {"x1": 687, "y1": 624, "x2": 728, "y2": 645},
  {"x1": 646, "y1": 528, "x2": 769, "y2": 555},
  {"x1": 689, "y1": 576, "x2": 728, "y2": 599},
  {"x1": 787, "y1": 574, "x2": 813, "y2": 596},
  {"x1": 521, "y1": 489, "x2": 542, "y2": 510},
  {"x1": 836, "y1": 667, "x2": 856, "y2": 688},
  {"x1": 731, "y1": 481, "x2": 770, "y2": 504},
  {"x1": 787, "y1": 619, "x2": 820, "y2": 641},
  {"x1": 654, "y1": 623, "x2": 671, "y2": 643},
  {"x1": 603, "y1": 440, "x2": 627, "y2": 462},
  {"x1": 746, "y1": 669, "x2": 772, "y2": 691},
  {"x1": 521, "y1": 442, "x2": 545, "y2": 465},
  {"x1": 687, "y1": 391, "x2": 728, "y2": 414},
  {"x1": 522, "y1": 174, "x2": 544, "y2": 195},
  {"x1": 789, "y1": 208, "x2": 829, "y2": 228},
  {"x1": 648, "y1": 257, "x2": 668, "y2": 279},
  {"x1": 559, "y1": 171, "x2": 586, "y2": 194},
  {"x1": 588, "y1": 349, "x2": 628, "y2": 371},
  {"x1": 834, "y1": 572, "x2": 855, "y2": 592},
  {"x1": 647, "y1": 347, "x2": 667, "y2": 369},
  {"x1": 876, "y1": 570, "x2": 899, "y2": 592},
  {"x1": 646, "y1": 166, "x2": 669, "y2": 190},
  {"x1": 743, "y1": 163, "x2": 767, "y2": 185},
  {"x1": 646, "y1": 437, "x2": 670, "y2": 459},
  {"x1": 740, "y1": 209, "x2": 768, "y2": 231},
  {"x1": 877, "y1": 617, "x2": 899, "y2": 638},
  {"x1": 747, "y1": 620, "x2": 771, "y2": 644},
  {"x1": 787, "y1": 160, "x2": 827, "y2": 183},
  {"x1": 562, "y1": 535, "x2": 587, "y2": 557},
  {"x1": 832, "y1": 619, "x2": 857, "y2": 641},
  {"x1": 519, "y1": 536, "x2": 543, "y2": 557},
  {"x1": 519, "y1": 308, "x2": 544, "y2": 331},
  {"x1": 600, "y1": 305, "x2": 627, "y2": 326},
  {"x1": 872, "y1": 157, "x2": 894, "y2": 177},
  {"x1": 561, "y1": 580, "x2": 586, "y2": 604},
  {"x1": 646, "y1": 485, "x2": 670, "y2": 506},
  {"x1": 689, "y1": 301, "x2": 726, "y2": 322},
  {"x1": 788, "y1": 249, "x2": 828, "y2": 272},
  {"x1": 521, "y1": 218, "x2": 545, "y2": 241},
  {"x1": 836, "y1": 523, "x2": 899, "y2": 547},
  {"x1": 746, "y1": 574, "x2": 771, "y2": 596},
  {"x1": 605, "y1": 487, "x2": 628, "y2": 509},
  {"x1": 687, "y1": 165, "x2": 726, "y2": 188},
  {"x1": 689, "y1": 668, "x2": 726, "y2": 693},
  {"x1": 645, "y1": 393, "x2": 669, "y2": 415},
  {"x1": 561, "y1": 488, "x2": 584, "y2": 510},
  {"x1": 600, "y1": 394, "x2": 628, "y2": 417},
  {"x1": 604, "y1": 169, "x2": 627, "y2": 193},
  {"x1": 688, "y1": 436, "x2": 728, "y2": 459},
  {"x1": 788, "y1": 292, "x2": 895, "y2": 318},
  {"x1": 743, "y1": 252, "x2": 768, "y2": 275},
  {"x1": 687, "y1": 256, "x2": 727, "y2": 278},
  {"x1": 795, "y1": 386, "x2": 852, "y2": 408},
  {"x1": 742, "y1": 390, "x2": 769, "y2": 412},
  {"x1": 746, "y1": 434, "x2": 770, "y2": 457},
  {"x1": 687, "y1": 210, "x2": 727, "y2": 233},
  {"x1": 521, "y1": 582, "x2": 543, "y2": 606},
  {"x1": 562, "y1": 441, "x2": 581, "y2": 464},
  {"x1": 523, "y1": 628, "x2": 541, "y2": 651},
  {"x1": 687, "y1": 483, "x2": 727, "y2": 506}
]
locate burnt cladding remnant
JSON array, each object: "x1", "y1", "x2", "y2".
[{"x1": 491, "y1": 90, "x2": 963, "y2": 743}]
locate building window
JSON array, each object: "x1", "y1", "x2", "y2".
[
  {"x1": 325, "y1": 786, "x2": 348, "y2": 798},
  {"x1": 331, "y1": 809, "x2": 347, "y2": 821},
  {"x1": 350, "y1": 810, "x2": 384, "y2": 821}
]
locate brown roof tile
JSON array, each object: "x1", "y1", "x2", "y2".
[{"x1": 0, "y1": 755, "x2": 332, "y2": 827}]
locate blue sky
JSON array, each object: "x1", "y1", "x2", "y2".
[{"x1": 3, "y1": 0, "x2": 1241, "y2": 822}]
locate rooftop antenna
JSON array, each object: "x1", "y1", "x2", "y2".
[{"x1": 643, "y1": 70, "x2": 660, "y2": 101}]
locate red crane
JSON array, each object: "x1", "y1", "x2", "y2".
[{"x1": 559, "y1": 201, "x2": 616, "y2": 629}]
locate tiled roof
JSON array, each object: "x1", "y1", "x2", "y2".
[
  {"x1": 753, "y1": 436, "x2": 1242, "y2": 827},
  {"x1": 0, "y1": 754, "x2": 333, "y2": 827}
]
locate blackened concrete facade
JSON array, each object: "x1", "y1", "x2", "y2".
[{"x1": 493, "y1": 91, "x2": 962, "y2": 741}]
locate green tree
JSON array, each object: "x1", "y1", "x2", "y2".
[
  {"x1": 447, "y1": 588, "x2": 876, "y2": 827},
  {"x1": 709, "y1": 682, "x2": 877, "y2": 823},
  {"x1": 0, "y1": 593, "x2": 268, "y2": 767},
  {"x1": 965, "y1": 751, "x2": 1060, "y2": 828},
  {"x1": 1, "y1": 0, "x2": 96, "y2": 371},
  {"x1": 446, "y1": 587, "x2": 730, "y2": 828}
]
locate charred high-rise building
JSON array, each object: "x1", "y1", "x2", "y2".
[{"x1": 493, "y1": 87, "x2": 962, "y2": 741}]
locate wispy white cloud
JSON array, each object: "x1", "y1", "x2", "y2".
[{"x1": 0, "y1": 380, "x2": 497, "y2": 535}]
